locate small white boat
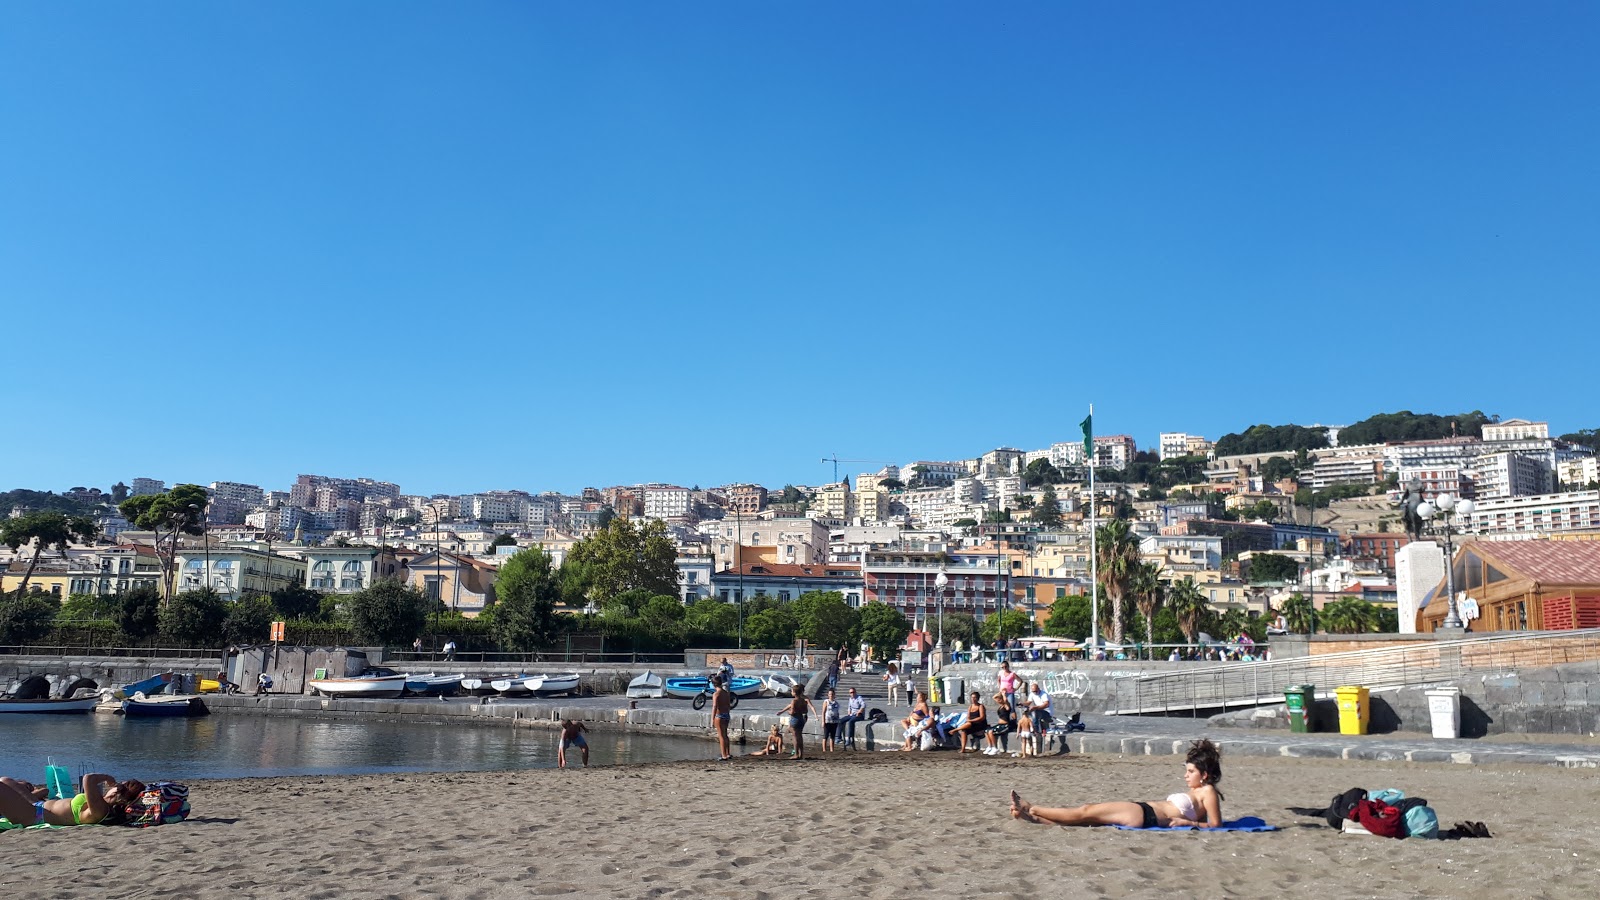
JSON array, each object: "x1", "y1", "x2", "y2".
[
  {"x1": 308, "y1": 674, "x2": 408, "y2": 698},
  {"x1": 405, "y1": 673, "x2": 463, "y2": 696},
  {"x1": 531, "y1": 672, "x2": 580, "y2": 696},
  {"x1": 491, "y1": 675, "x2": 545, "y2": 695},
  {"x1": 626, "y1": 670, "x2": 664, "y2": 699},
  {"x1": 766, "y1": 673, "x2": 802, "y2": 697},
  {"x1": 0, "y1": 697, "x2": 101, "y2": 714}
]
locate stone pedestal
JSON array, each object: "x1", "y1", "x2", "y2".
[{"x1": 1395, "y1": 541, "x2": 1446, "y2": 634}]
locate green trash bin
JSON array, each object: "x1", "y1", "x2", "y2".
[{"x1": 1285, "y1": 684, "x2": 1315, "y2": 733}]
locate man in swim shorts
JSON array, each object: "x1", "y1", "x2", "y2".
[
  {"x1": 710, "y1": 674, "x2": 733, "y2": 761},
  {"x1": 558, "y1": 719, "x2": 589, "y2": 768}
]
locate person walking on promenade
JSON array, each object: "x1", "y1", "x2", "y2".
[
  {"x1": 558, "y1": 719, "x2": 589, "y2": 768},
  {"x1": 442, "y1": 639, "x2": 457, "y2": 661},
  {"x1": 884, "y1": 662, "x2": 902, "y2": 705},
  {"x1": 782, "y1": 684, "x2": 813, "y2": 760},
  {"x1": 710, "y1": 675, "x2": 733, "y2": 761},
  {"x1": 840, "y1": 687, "x2": 867, "y2": 748}
]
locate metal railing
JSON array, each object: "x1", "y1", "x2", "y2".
[
  {"x1": 383, "y1": 650, "x2": 685, "y2": 667},
  {"x1": 1105, "y1": 628, "x2": 1600, "y2": 715},
  {"x1": 0, "y1": 645, "x2": 224, "y2": 659}
]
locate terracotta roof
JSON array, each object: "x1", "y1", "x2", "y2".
[
  {"x1": 722, "y1": 562, "x2": 861, "y2": 578},
  {"x1": 1467, "y1": 539, "x2": 1600, "y2": 586}
]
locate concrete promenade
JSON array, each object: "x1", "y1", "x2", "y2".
[{"x1": 204, "y1": 692, "x2": 1600, "y2": 769}]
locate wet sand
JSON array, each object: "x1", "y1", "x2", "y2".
[{"x1": 2, "y1": 750, "x2": 1596, "y2": 899}]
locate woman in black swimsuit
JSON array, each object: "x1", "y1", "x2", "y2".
[
  {"x1": 955, "y1": 691, "x2": 989, "y2": 753},
  {"x1": 783, "y1": 683, "x2": 813, "y2": 760}
]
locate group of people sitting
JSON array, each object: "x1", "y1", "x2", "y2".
[{"x1": 898, "y1": 674, "x2": 1059, "y2": 757}]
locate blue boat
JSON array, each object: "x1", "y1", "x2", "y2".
[
  {"x1": 116, "y1": 673, "x2": 172, "y2": 700},
  {"x1": 663, "y1": 676, "x2": 763, "y2": 698}
]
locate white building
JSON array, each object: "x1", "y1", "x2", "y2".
[
  {"x1": 1558, "y1": 457, "x2": 1600, "y2": 489},
  {"x1": 901, "y1": 460, "x2": 965, "y2": 486},
  {"x1": 303, "y1": 545, "x2": 381, "y2": 594},
  {"x1": 1473, "y1": 451, "x2": 1555, "y2": 500},
  {"x1": 642, "y1": 484, "x2": 692, "y2": 520},
  {"x1": 1464, "y1": 490, "x2": 1600, "y2": 535},
  {"x1": 1093, "y1": 435, "x2": 1138, "y2": 470},
  {"x1": 1159, "y1": 432, "x2": 1193, "y2": 461},
  {"x1": 1481, "y1": 419, "x2": 1549, "y2": 443},
  {"x1": 130, "y1": 478, "x2": 164, "y2": 497},
  {"x1": 1049, "y1": 441, "x2": 1086, "y2": 468},
  {"x1": 209, "y1": 481, "x2": 265, "y2": 506}
]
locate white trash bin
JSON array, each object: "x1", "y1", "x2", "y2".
[{"x1": 1425, "y1": 687, "x2": 1461, "y2": 739}]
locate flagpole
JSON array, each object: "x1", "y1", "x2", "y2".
[{"x1": 1088, "y1": 404, "x2": 1099, "y2": 654}]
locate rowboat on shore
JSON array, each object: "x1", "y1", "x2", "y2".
[
  {"x1": 404, "y1": 673, "x2": 463, "y2": 696},
  {"x1": 462, "y1": 675, "x2": 525, "y2": 695},
  {"x1": 0, "y1": 697, "x2": 101, "y2": 714},
  {"x1": 116, "y1": 673, "x2": 173, "y2": 700},
  {"x1": 307, "y1": 673, "x2": 408, "y2": 699},
  {"x1": 530, "y1": 673, "x2": 580, "y2": 696},
  {"x1": 765, "y1": 674, "x2": 802, "y2": 697},
  {"x1": 122, "y1": 694, "x2": 208, "y2": 717},
  {"x1": 491, "y1": 675, "x2": 545, "y2": 695},
  {"x1": 663, "y1": 676, "x2": 764, "y2": 699},
  {"x1": 626, "y1": 671, "x2": 664, "y2": 699}
]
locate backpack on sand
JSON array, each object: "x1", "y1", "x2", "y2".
[{"x1": 124, "y1": 782, "x2": 190, "y2": 827}]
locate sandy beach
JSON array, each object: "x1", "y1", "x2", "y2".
[{"x1": 3, "y1": 748, "x2": 1597, "y2": 900}]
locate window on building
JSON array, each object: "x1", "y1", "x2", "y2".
[
  {"x1": 779, "y1": 591, "x2": 791, "y2": 602},
  {"x1": 686, "y1": 572, "x2": 698, "y2": 584}
]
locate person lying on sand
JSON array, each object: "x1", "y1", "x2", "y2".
[
  {"x1": 0, "y1": 773, "x2": 144, "y2": 827},
  {"x1": 1009, "y1": 740, "x2": 1223, "y2": 829}
]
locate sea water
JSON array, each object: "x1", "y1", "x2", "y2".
[{"x1": 0, "y1": 714, "x2": 709, "y2": 781}]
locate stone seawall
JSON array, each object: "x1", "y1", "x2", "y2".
[{"x1": 1, "y1": 654, "x2": 223, "y2": 695}]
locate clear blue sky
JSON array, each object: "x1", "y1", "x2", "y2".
[{"x1": 4, "y1": 4, "x2": 1597, "y2": 496}]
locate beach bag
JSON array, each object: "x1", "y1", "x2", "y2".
[
  {"x1": 1350, "y1": 799, "x2": 1406, "y2": 839},
  {"x1": 1403, "y1": 804, "x2": 1439, "y2": 839},
  {"x1": 1369, "y1": 788, "x2": 1406, "y2": 805},
  {"x1": 1326, "y1": 787, "x2": 1368, "y2": 829},
  {"x1": 124, "y1": 782, "x2": 190, "y2": 827},
  {"x1": 868, "y1": 708, "x2": 887, "y2": 723},
  {"x1": 919, "y1": 731, "x2": 939, "y2": 751}
]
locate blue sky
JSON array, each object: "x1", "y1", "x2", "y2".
[{"x1": 4, "y1": 4, "x2": 1597, "y2": 497}]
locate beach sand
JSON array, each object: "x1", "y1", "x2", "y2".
[{"x1": 3, "y1": 748, "x2": 1597, "y2": 899}]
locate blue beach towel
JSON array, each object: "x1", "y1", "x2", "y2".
[{"x1": 1110, "y1": 816, "x2": 1277, "y2": 832}]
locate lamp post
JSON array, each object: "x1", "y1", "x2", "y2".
[
  {"x1": 934, "y1": 570, "x2": 948, "y2": 649},
  {"x1": 1417, "y1": 493, "x2": 1475, "y2": 630}
]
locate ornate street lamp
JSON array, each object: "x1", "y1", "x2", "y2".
[
  {"x1": 934, "y1": 570, "x2": 949, "y2": 649},
  {"x1": 1417, "y1": 492, "x2": 1476, "y2": 630}
]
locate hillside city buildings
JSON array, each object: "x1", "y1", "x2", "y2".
[{"x1": 5, "y1": 417, "x2": 1598, "y2": 635}]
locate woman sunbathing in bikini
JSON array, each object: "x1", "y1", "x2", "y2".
[
  {"x1": 1009, "y1": 739, "x2": 1224, "y2": 829},
  {"x1": 0, "y1": 773, "x2": 143, "y2": 827}
]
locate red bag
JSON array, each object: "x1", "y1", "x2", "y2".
[{"x1": 1350, "y1": 798, "x2": 1406, "y2": 838}]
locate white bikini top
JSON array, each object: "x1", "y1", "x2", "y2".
[{"x1": 1166, "y1": 792, "x2": 1198, "y2": 821}]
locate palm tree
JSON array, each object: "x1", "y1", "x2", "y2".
[
  {"x1": 1280, "y1": 592, "x2": 1317, "y2": 634},
  {"x1": 1166, "y1": 578, "x2": 1209, "y2": 650},
  {"x1": 1321, "y1": 597, "x2": 1379, "y2": 634},
  {"x1": 1130, "y1": 562, "x2": 1166, "y2": 659},
  {"x1": 1094, "y1": 519, "x2": 1141, "y2": 644}
]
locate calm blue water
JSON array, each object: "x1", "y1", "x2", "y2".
[{"x1": 0, "y1": 714, "x2": 709, "y2": 781}]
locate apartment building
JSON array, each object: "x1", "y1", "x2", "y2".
[
  {"x1": 710, "y1": 562, "x2": 863, "y2": 606},
  {"x1": 705, "y1": 516, "x2": 828, "y2": 571},
  {"x1": 1310, "y1": 444, "x2": 1385, "y2": 488},
  {"x1": 1343, "y1": 532, "x2": 1411, "y2": 573},
  {"x1": 642, "y1": 484, "x2": 692, "y2": 520},
  {"x1": 1395, "y1": 465, "x2": 1474, "y2": 500},
  {"x1": 462, "y1": 491, "x2": 530, "y2": 523},
  {"x1": 130, "y1": 478, "x2": 165, "y2": 497},
  {"x1": 1159, "y1": 432, "x2": 1208, "y2": 461},
  {"x1": 1482, "y1": 419, "x2": 1549, "y2": 442},
  {"x1": 303, "y1": 545, "x2": 384, "y2": 594},
  {"x1": 1558, "y1": 457, "x2": 1600, "y2": 489},
  {"x1": 725, "y1": 484, "x2": 768, "y2": 515},
  {"x1": 1464, "y1": 490, "x2": 1600, "y2": 535},
  {"x1": 809, "y1": 481, "x2": 854, "y2": 522},
  {"x1": 1474, "y1": 451, "x2": 1555, "y2": 500},
  {"x1": 1049, "y1": 441, "x2": 1086, "y2": 468},
  {"x1": 405, "y1": 551, "x2": 498, "y2": 617},
  {"x1": 1093, "y1": 435, "x2": 1138, "y2": 470},
  {"x1": 172, "y1": 545, "x2": 308, "y2": 602},
  {"x1": 209, "y1": 481, "x2": 265, "y2": 506},
  {"x1": 978, "y1": 448, "x2": 1025, "y2": 478},
  {"x1": 863, "y1": 546, "x2": 1009, "y2": 620},
  {"x1": 901, "y1": 460, "x2": 965, "y2": 486}
]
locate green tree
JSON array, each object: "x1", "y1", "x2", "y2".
[
  {"x1": 119, "y1": 484, "x2": 209, "y2": 599},
  {"x1": 1, "y1": 511, "x2": 100, "y2": 599},
  {"x1": 270, "y1": 584, "x2": 325, "y2": 621},
  {"x1": 940, "y1": 612, "x2": 979, "y2": 647},
  {"x1": 58, "y1": 592, "x2": 120, "y2": 621},
  {"x1": 1320, "y1": 597, "x2": 1380, "y2": 634},
  {"x1": 1166, "y1": 578, "x2": 1209, "y2": 648},
  {"x1": 222, "y1": 595, "x2": 278, "y2": 645},
  {"x1": 1260, "y1": 456, "x2": 1298, "y2": 482},
  {"x1": 745, "y1": 606, "x2": 797, "y2": 649},
  {"x1": 1338, "y1": 410, "x2": 1491, "y2": 445},
  {"x1": 685, "y1": 597, "x2": 737, "y2": 644},
  {"x1": 0, "y1": 592, "x2": 61, "y2": 645},
  {"x1": 1094, "y1": 518, "x2": 1141, "y2": 643},
  {"x1": 158, "y1": 588, "x2": 228, "y2": 647},
  {"x1": 492, "y1": 547, "x2": 562, "y2": 651},
  {"x1": 1213, "y1": 423, "x2": 1331, "y2": 457},
  {"x1": 348, "y1": 579, "x2": 431, "y2": 646},
  {"x1": 1131, "y1": 563, "x2": 1166, "y2": 658},
  {"x1": 791, "y1": 590, "x2": 856, "y2": 650},
  {"x1": 110, "y1": 482, "x2": 130, "y2": 504},
  {"x1": 117, "y1": 585, "x2": 162, "y2": 640},
  {"x1": 979, "y1": 609, "x2": 1033, "y2": 644},
  {"x1": 854, "y1": 601, "x2": 910, "y2": 660},
  {"x1": 1248, "y1": 553, "x2": 1300, "y2": 584},
  {"x1": 562, "y1": 518, "x2": 678, "y2": 605},
  {"x1": 1043, "y1": 594, "x2": 1092, "y2": 640},
  {"x1": 1280, "y1": 592, "x2": 1317, "y2": 634},
  {"x1": 637, "y1": 594, "x2": 687, "y2": 647},
  {"x1": 1033, "y1": 484, "x2": 1063, "y2": 526},
  {"x1": 1013, "y1": 494, "x2": 1036, "y2": 510}
]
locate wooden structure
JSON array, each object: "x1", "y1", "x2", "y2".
[{"x1": 1418, "y1": 539, "x2": 1600, "y2": 632}]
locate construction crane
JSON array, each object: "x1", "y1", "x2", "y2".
[{"x1": 820, "y1": 454, "x2": 893, "y2": 483}]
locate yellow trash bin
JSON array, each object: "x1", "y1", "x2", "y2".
[{"x1": 1336, "y1": 686, "x2": 1370, "y2": 735}]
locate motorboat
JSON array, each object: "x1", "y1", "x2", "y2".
[
  {"x1": 530, "y1": 673, "x2": 580, "y2": 696},
  {"x1": 491, "y1": 674, "x2": 545, "y2": 695},
  {"x1": 307, "y1": 673, "x2": 409, "y2": 698},
  {"x1": 765, "y1": 673, "x2": 802, "y2": 697},
  {"x1": 626, "y1": 670, "x2": 664, "y2": 699},
  {"x1": 404, "y1": 673, "x2": 463, "y2": 696},
  {"x1": 0, "y1": 697, "x2": 101, "y2": 714},
  {"x1": 122, "y1": 693, "x2": 208, "y2": 717}
]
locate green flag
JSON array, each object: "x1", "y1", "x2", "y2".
[{"x1": 1080, "y1": 413, "x2": 1093, "y2": 461}]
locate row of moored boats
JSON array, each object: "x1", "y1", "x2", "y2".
[
  {"x1": 625, "y1": 671, "x2": 801, "y2": 700},
  {"x1": 306, "y1": 670, "x2": 581, "y2": 699}
]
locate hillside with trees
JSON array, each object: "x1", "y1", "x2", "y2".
[
  {"x1": 1336, "y1": 410, "x2": 1492, "y2": 445},
  {"x1": 1213, "y1": 424, "x2": 1330, "y2": 457}
]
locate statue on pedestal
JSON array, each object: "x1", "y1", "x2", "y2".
[{"x1": 1399, "y1": 477, "x2": 1427, "y2": 541}]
